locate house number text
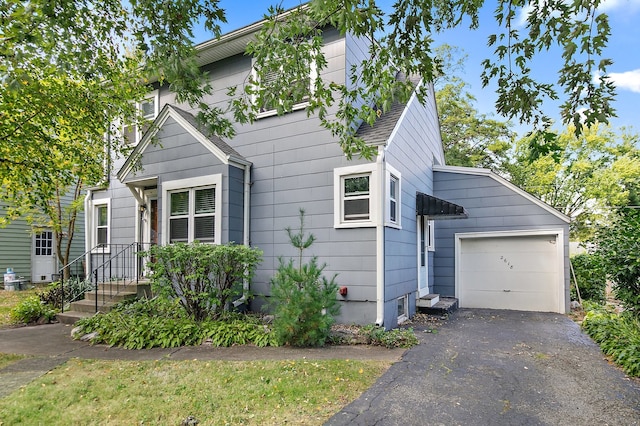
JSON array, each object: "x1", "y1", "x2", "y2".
[{"x1": 499, "y1": 256, "x2": 514, "y2": 270}]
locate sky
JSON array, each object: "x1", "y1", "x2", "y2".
[{"x1": 193, "y1": 0, "x2": 640, "y2": 136}]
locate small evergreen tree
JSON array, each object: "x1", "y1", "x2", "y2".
[{"x1": 270, "y1": 209, "x2": 340, "y2": 347}]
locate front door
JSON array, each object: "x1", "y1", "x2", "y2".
[
  {"x1": 150, "y1": 198, "x2": 158, "y2": 247},
  {"x1": 417, "y1": 215, "x2": 429, "y2": 297},
  {"x1": 140, "y1": 190, "x2": 158, "y2": 276},
  {"x1": 32, "y1": 230, "x2": 56, "y2": 283}
]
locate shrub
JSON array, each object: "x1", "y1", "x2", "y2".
[
  {"x1": 570, "y1": 253, "x2": 607, "y2": 303},
  {"x1": 10, "y1": 296, "x2": 57, "y2": 324},
  {"x1": 591, "y1": 210, "x2": 640, "y2": 314},
  {"x1": 582, "y1": 305, "x2": 640, "y2": 377},
  {"x1": 360, "y1": 324, "x2": 419, "y2": 348},
  {"x1": 73, "y1": 298, "x2": 277, "y2": 349},
  {"x1": 39, "y1": 278, "x2": 93, "y2": 309},
  {"x1": 270, "y1": 210, "x2": 340, "y2": 347},
  {"x1": 146, "y1": 242, "x2": 262, "y2": 321}
]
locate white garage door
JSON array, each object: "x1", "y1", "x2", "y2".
[{"x1": 457, "y1": 232, "x2": 563, "y2": 313}]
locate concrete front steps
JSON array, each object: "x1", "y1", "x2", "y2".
[
  {"x1": 417, "y1": 294, "x2": 459, "y2": 315},
  {"x1": 57, "y1": 281, "x2": 151, "y2": 325}
]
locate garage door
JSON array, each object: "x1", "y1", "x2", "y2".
[{"x1": 457, "y1": 233, "x2": 563, "y2": 313}]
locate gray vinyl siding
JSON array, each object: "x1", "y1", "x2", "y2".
[
  {"x1": 228, "y1": 165, "x2": 244, "y2": 244},
  {"x1": 382, "y1": 84, "x2": 445, "y2": 328},
  {"x1": 0, "y1": 206, "x2": 31, "y2": 281},
  {"x1": 95, "y1": 29, "x2": 382, "y2": 325},
  {"x1": 432, "y1": 170, "x2": 570, "y2": 310},
  {"x1": 120, "y1": 116, "x2": 231, "y2": 244}
]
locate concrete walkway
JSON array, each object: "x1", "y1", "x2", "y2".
[{"x1": 327, "y1": 309, "x2": 640, "y2": 425}]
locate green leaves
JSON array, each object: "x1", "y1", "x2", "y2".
[
  {"x1": 582, "y1": 307, "x2": 640, "y2": 377},
  {"x1": 73, "y1": 299, "x2": 277, "y2": 349},
  {"x1": 270, "y1": 210, "x2": 340, "y2": 347},
  {"x1": 146, "y1": 242, "x2": 263, "y2": 321},
  {"x1": 591, "y1": 209, "x2": 640, "y2": 315},
  {"x1": 507, "y1": 125, "x2": 640, "y2": 240}
]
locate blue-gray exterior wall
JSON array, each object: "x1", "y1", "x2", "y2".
[
  {"x1": 228, "y1": 165, "x2": 245, "y2": 245},
  {"x1": 93, "y1": 28, "x2": 383, "y2": 325},
  {"x1": 382, "y1": 84, "x2": 445, "y2": 329},
  {"x1": 432, "y1": 169, "x2": 570, "y2": 311}
]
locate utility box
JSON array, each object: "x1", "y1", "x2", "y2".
[{"x1": 4, "y1": 269, "x2": 27, "y2": 290}]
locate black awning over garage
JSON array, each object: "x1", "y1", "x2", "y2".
[{"x1": 416, "y1": 192, "x2": 468, "y2": 219}]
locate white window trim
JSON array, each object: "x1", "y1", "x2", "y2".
[
  {"x1": 334, "y1": 163, "x2": 378, "y2": 228},
  {"x1": 123, "y1": 89, "x2": 159, "y2": 146},
  {"x1": 91, "y1": 198, "x2": 111, "y2": 253},
  {"x1": 385, "y1": 164, "x2": 402, "y2": 229},
  {"x1": 427, "y1": 219, "x2": 435, "y2": 251},
  {"x1": 161, "y1": 174, "x2": 223, "y2": 245},
  {"x1": 397, "y1": 295, "x2": 409, "y2": 324},
  {"x1": 251, "y1": 58, "x2": 317, "y2": 119}
]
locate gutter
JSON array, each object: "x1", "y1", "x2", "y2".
[
  {"x1": 375, "y1": 147, "x2": 386, "y2": 327},
  {"x1": 84, "y1": 189, "x2": 92, "y2": 276}
]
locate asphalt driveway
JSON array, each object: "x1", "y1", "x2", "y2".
[{"x1": 327, "y1": 309, "x2": 640, "y2": 426}]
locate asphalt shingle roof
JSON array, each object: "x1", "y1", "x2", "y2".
[
  {"x1": 354, "y1": 74, "x2": 421, "y2": 146},
  {"x1": 169, "y1": 105, "x2": 245, "y2": 160}
]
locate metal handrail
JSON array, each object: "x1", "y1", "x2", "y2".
[
  {"x1": 87, "y1": 242, "x2": 151, "y2": 313},
  {"x1": 56, "y1": 243, "x2": 151, "y2": 313}
]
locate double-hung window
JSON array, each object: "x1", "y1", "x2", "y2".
[
  {"x1": 124, "y1": 90, "x2": 159, "y2": 145},
  {"x1": 251, "y1": 51, "x2": 316, "y2": 117},
  {"x1": 343, "y1": 174, "x2": 371, "y2": 221},
  {"x1": 169, "y1": 187, "x2": 216, "y2": 243},
  {"x1": 91, "y1": 199, "x2": 110, "y2": 252},
  {"x1": 334, "y1": 164, "x2": 377, "y2": 228},
  {"x1": 386, "y1": 165, "x2": 401, "y2": 228},
  {"x1": 162, "y1": 175, "x2": 222, "y2": 245}
]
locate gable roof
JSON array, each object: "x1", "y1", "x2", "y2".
[
  {"x1": 117, "y1": 104, "x2": 250, "y2": 182},
  {"x1": 354, "y1": 75, "x2": 423, "y2": 146},
  {"x1": 433, "y1": 165, "x2": 571, "y2": 223},
  {"x1": 355, "y1": 101, "x2": 407, "y2": 146}
]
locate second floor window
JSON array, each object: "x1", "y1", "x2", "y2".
[
  {"x1": 124, "y1": 90, "x2": 159, "y2": 145},
  {"x1": 250, "y1": 45, "x2": 317, "y2": 117}
]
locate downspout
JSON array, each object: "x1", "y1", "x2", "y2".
[
  {"x1": 84, "y1": 189, "x2": 92, "y2": 277},
  {"x1": 375, "y1": 147, "x2": 386, "y2": 327},
  {"x1": 243, "y1": 164, "x2": 251, "y2": 248},
  {"x1": 234, "y1": 163, "x2": 252, "y2": 308}
]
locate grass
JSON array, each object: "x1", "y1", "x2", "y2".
[
  {"x1": 0, "y1": 288, "x2": 39, "y2": 327},
  {"x1": 0, "y1": 358, "x2": 390, "y2": 425},
  {"x1": 0, "y1": 353, "x2": 25, "y2": 370}
]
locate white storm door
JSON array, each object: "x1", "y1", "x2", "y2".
[
  {"x1": 32, "y1": 230, "x2": 56, "y2": 282},
  {"x1": 417, "y1": 216, "x2": 429, "y2": 297}
]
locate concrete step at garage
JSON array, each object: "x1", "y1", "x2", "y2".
[{"x1": 417, "y1": 296, "x2": 458, "y2": 315}]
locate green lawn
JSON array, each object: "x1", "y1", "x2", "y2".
[
  {"x1": 0, "y1": 288, "x2": 39, "y2": 327},
  {"x1": 0, "y1": 358, "x2": 389, "y2": 425}
]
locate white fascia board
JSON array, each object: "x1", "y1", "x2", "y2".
[
  {"x1": 167, "y1": 107, "x2": 236, "y2": 165},
  {"x1": 384, "y1": 79, "x2": 421, "y2": 151},
  {"x1": 433, "y1": 165, "x2": 571, "y2": 224},
  {"x1": 118, "y1": 106, "x2": 249, "y2": 182}
]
